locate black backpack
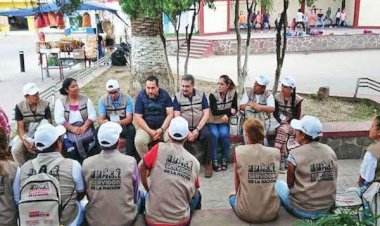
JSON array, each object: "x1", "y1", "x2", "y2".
[{"x1": 111, "y1": 49, "x2": 127, "y2": 66}]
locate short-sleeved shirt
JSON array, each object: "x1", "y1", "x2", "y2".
[
  {"x1": 143, "y1": 144, "x2": 200, "y2": 189},
  {"x1": 134, "y1": 89, "x2": 173, "y2": 129},
  {"x1": 173, "y1": 90, "x2": 209, "y2": 111},
  {"x1": 98, "y1": 94, "x2": 134, "y2": 116},
  {"x1": 240, "y1": 92, "x2": 275, "y2": 107},
  {"x1": 14, "y1": 105, "x2": 52, "y2": 121},
  {"x1": 360, "y1": 151, "x2": 378, "y2": 182}
]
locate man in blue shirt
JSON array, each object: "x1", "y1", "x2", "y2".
[
  {"x1": 173, "y1": 74, "x2": 212, "y2": 178},
  {"x1": 134, "y1": 76, "x2": 174, "y2": 157},
  {"x1": 98, "y1": 79, "x2": 137, "y2": 158}
]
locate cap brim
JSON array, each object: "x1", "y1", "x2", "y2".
[
  {"x1": 56, "y1": 125, "x2": 66, "y2": 136},
  {"x1": 290, "y1": 119, "x2": 303, "y2": 131},
  {"x1": 27, "y1": 88, "x2": 40, "y2": 95}
]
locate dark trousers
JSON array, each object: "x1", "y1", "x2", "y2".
[
  {"x1": 296, "y1": 21, "x2": 305, "y2": 30},
  {"x1": 120, "y1": 124, "x2": 139, "y2": 160},
  {"x1": 184, "y1": 126, "x2": 212, "y2": 162}
]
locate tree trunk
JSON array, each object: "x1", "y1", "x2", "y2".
[
  {"x1": 131, "y1": 17, "x2": 174, "y2": 94},
  {"x1": 235, "y1": 0, "x2": 242, "y2": 93},
  {"x1": 184, "y1": 2, "x2": 199, "y2": 76},
  {"x1": 175, "y1": 15, "x2": 181, "y2": 92},
  {"x1": 272, "y1": 0, "x2": 289, "y2": 94}
]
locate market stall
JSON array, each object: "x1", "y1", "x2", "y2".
[{"x1": 0, "y1": 2, "x2": 122, "y2": 80}]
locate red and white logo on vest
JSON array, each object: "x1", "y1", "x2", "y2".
[{"x1": 28, "y1": 183, "x2": 50, "y2": 197}]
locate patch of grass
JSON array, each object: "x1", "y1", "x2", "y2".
[{"x1": 81, "y1": 66, "x2": 379, "y2": 122}]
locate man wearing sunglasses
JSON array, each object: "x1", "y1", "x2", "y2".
[
  {"x1": 11, "y1": 83, "x2": 52, "y2": 165},
  {"x1": 98, "y1": 79, "x2": 137, "y2": 158}
]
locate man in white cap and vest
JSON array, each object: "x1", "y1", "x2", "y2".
[
  {"x1": 82, "y1": 121, "x2": 142, "y2": 226},
  {"x1": 12, "y1": 82, "x2": 52, "y2": 165},
  {"x1": 275, "y1": 115, "x2": 337, "y2": 219},
  {"x1": 13, "y1": 123, "x2": 86, "y2": 225},
  {"x1": 240, "y1": 74, "x2": 275, "y2": 137},
  {"x1": 139, "y1": 116, "x2": 201, "y2": 226},
  {"x1": 98, "y1": 79, "x2": 138, "y2": 159}
]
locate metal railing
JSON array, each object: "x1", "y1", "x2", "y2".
[{"x1": 354, "y1": 77, "x2": 380, "y2": 99}]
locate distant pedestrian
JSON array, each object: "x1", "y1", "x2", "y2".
[
  {"x1": 253, "y1": 11, "x2": 263, "y2": 31},
  {"x1": 295, "y1": 9, "x2": 306, "y2": 31},
  {"x1": 262, "y1": 12, "x2": 271, "y2": 31},
  {"x1": 339, "y1": 9, "x2": 347, "y2": 27},
  {"x1": 0, "y1": 106, "x2": 10, "y2": 138},
  {"x1": 315, "y1": 9, "x2": 325, "y2": 29},
  {"x1": 238, "y1": 11, "x2": 248, "y2": 29},
  {"x1": 309, "y1": 5, "x2": 318, "y2": 26},
  {"x1": 324, "y1": 7, "x2": 333, "y2": 26},
  {"x1": 274, "y1": 13, "x2": 281, "y2": 30},
  {"x1": 335, "y1": 8, "x2": 341, "y2": 27}
]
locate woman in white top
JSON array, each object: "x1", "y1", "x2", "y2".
[{"x1": 55, "y1": 78, "x2": 97, "y2": 162}]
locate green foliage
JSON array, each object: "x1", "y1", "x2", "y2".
[
  {"x1": 293, "y1": 208, "x2": 379, "y2": 226},
  {"x1": 298, "y1": 0, "x2": 317, "y2": 7},
  {"x1": 55, "y1": 0, "x2": 82, "y2": 15},
  {"x1": 259, "y1": 0, "x2": 274, "y2": 12}
]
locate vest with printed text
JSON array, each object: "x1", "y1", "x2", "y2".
[
  {"x1": 17, "y1": 99, "x2": 49, "y2": 131},
  {"x1": 175, "y1": 90, "x2": 204, "y2": 130},
  {"x1": 244, "y1": 89, "x2": 272, "y2": 124},
  {"x1": 367, "y1": 142, "x2": 380, "y2": 183},
  {"x1": 208, "y1": 89, "x2": 236, "y2": 124},
  {"x1": 235, "y1": 144, "x2": 280, "y2": 223},
  {"x1": 145, "y1": 142, "x2": 200, "y2": 224},
  {"x1": 60, "y1": 95, "x2": 88, "y2": 122},
  {"x1": 19, "y1": 154, "x2": 77, "y2": 225},
  {"x1": 0, "y1": 160, "x2": 18, "y2": 226},
  {"x1": 83, "y1": 151, "x2": 138, "y2": 226},
  {"x1": 100, "y1": 93, "x2": 128, "y2": 120},
  {"x1": 290, "y1": 142, "x2": 338, "y2": 212},
  {"x1": 274, "y1": 92, "x2": 303, "y2": 118}
]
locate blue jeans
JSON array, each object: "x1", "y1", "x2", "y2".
[
  {"x1": 315, "y1": 19, "x2": 325, "y2": 29},
  {"x1": 275, "y1": 181, "x2": 329, "y2": 219},
  {"x1": 229, "y1": 194, "x2": 237, "y2": 211},
  {"x1": 208, "y1": 123, "x2": 230, "y2": 161}
]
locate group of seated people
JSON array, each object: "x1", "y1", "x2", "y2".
[{"x1": 0, "y1": 73, "x2": 379, "y2": 225}]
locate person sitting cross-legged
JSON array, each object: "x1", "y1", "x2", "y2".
[
  {"x1": 275, "y1": 115, "x2": 338, "y2": 219},
  {"x1": 139, "y1": 116, "x2": 201, "y2": 226},
  {"x1": 229, "y1": 118, "x2": 280, "y2": 223}
]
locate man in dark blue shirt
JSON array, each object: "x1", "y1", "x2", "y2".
[{"x1": 134, "y1": 76, "x2": 173, "y2": 157}]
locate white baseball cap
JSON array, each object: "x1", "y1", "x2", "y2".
[
  {"x1": 168, "y1": 116, "x2": 189, "y2": 141},
  {"x1": 23, "y1": 83, "x2": 40, "y2": 96},
  {"x1": 280, "y1": 76, "x2": 296, "y2": 89},
  {"x1": 106, "y1": 79, "x2": 120, "y2": 91},
  {"x1": 290, "y1": 115, "x2": 323, "y2": 139},
  {"x1": 97, "y1": 121, "x2": 122, "y2": 147},
  {"x1": 34, "y1": 124, "x2": 66, "y2": 151},
  {"x1": 255, "y1": 74, "x2": 270, "y2": 86}
]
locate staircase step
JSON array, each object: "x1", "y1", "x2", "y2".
[
  {"x1": 179, "y1": 46, "x2": 209, "y2": 52},
  {"x1": 178, "y1": 53, "x2": 202, "y2": 58},
  {"x1": 178, "y1": 49, "x2": 205, "y2": 54}
]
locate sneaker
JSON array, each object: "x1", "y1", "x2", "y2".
[
  {"x1": 204, "y1": 162, "x2": 213, "y2": 178},
  {"x1": 221, "y1": 159, "x2": 228, "y2": 171},
  {"x1": 212, "y1": 160, "x2": 221, "y2": 172}
]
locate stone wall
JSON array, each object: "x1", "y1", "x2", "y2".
[
  {"x1": 321, "y1": 136, "x2": 372, "y2": 159},
  {"x1": 213, "y1": 34, "x2": 380, "y2": 55}
]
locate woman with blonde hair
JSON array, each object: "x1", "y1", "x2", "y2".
[
  {"x1": 0, "y1": 127, "x2": 18, "y2": 226},
  {"x1": 229, "y1": 118, "x2": 280, "y2": 223}
]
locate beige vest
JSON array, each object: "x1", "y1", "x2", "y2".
[
  {"x1": 146, "y1": 142, "x2": 200, "y2": 224},
  {"x1": 274, "y1": 92, "x2": 303, "y2": 118},
  {"x1": 208, "y1": 89, "x2": 236, "y2": 124},
  {"x1": 0, "y1": 160, "x2": 18, "y2": 226},
  {"x1": 367, "y1": 142, "x2": 380, "y2": 182},
  {"x1": 175, "y1": 90, "x2": 204, "y2": 130},
  {"x1": 235, "y1": 144, "x2": 280, "y2": 222},
  {"x1": 290, "y1": 142, "x2": 338, "y2": 212},
  {"x1": 17, "y1": 99, "x2": 49, "y2": 131},
  {"x1": 244, "y1": 89, "x2": 272, "y2": 124},
  {"x1": 60, "y1": 95, "x2": 88, "y2": 122},
  {"x1": 19, "y1": 153, "x2": 77, "y2": 225},
  {"x1": 100, "y1": 93, "x2": 128, "y2": 120},
  {"x1": 83, "y1": 150, "x2": 138, "y2": 226}
]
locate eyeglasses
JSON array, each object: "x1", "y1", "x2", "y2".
[{"x1": 108, "y1": 90, "x2": 118, "y2": 95}]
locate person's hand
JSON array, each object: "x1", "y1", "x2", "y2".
[
  {"x1": 192, "y1": 129, "x2": 199, "y2": 140},
  {"x1": 153, "y1": 128, "x2": 163, "y2": 141},
  {"x1": 23, "y1": 139, "x2": 35, "y2": 154},
  {"x1": 250, "y1": 103, "x2": 261, "y2": 112},
  {"x1": 79, "y1": 125, "x2": 88, "y2": 135},
  {"x1": 221, "y1": 115, "x2": 229, "y2": 123},
  {"x1": 71, "y1": 127, "x2": 82, "y2": 135},
  {"x1": 148, "y1": 129, "x2": 157, "y2": 139},
  {"x1": 280, "y1": 120, "x2": 288, "y2": 125},
  {"x1": 187, "y1": 131, "x2": 195, "y2": 142}
]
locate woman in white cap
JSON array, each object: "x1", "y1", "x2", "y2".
[
  {"x1": 0, "y1": 127, "x2": 18, "y2": 225},
  {"x1": 229, "y1": 118, "x2": 280, "y2": 223},
  {"x1": 54, "y1": 78, "x2": 97, "y2": 163},
  {"x1": 273, "y1": 76, "x2": 303, "y2": 172},
  {"x1": 275, "y1": 115, "x2": 338, "y2": 219}
]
